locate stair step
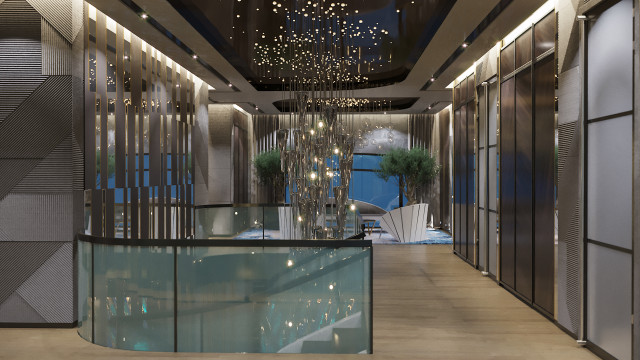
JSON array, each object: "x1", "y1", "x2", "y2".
[
  {"x1": 332, "y1": 327, "x2": 367, "y2": 353},
  {"x1": 300, "y1": 340, "x2": 334, "y2": 353}
]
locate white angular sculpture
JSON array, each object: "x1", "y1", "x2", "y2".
[{"x1": 380, "y1": 204, "x2": 429, "y2": 243}]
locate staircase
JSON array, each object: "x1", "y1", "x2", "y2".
[{"x1": 277, "y1": 312, "x2": 369, "y2": 354}]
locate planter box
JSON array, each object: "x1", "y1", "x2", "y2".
[{"x1": 380, "y1": 203, "x2": 429, "y2": 243}]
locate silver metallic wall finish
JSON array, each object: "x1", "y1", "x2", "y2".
[{"x1": 0, "y1": 0, "x2": 83, "y2": 325}]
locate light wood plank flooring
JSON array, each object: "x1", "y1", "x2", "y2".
[{"x1": 0, "y1": 245, "x2": 598, "y2": 360}]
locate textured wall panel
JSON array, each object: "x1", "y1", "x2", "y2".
[
  {"x1": 0, "y1": 193, "x2": 73, "y2": 242},
  {"x1": 0, "y1": 75, "x2": 47, "y2": 124},
  {"x1": 0, "y1": 159, "x2": 41, "y2": 201},
  {"x1": 0, "y1": 241, "x2": 63, "y2": 306},
  {"x1": 12, "y1": 136, "x2": 73, "y2": 193},
  {"x1": 16, "y1": 243, "x2": 73, "y2": 323},
  {"x1": 42, "y1": 19, "x2": 71, "y2": 75},
  {"x1": 26, "y1": 0, "x2": 81, "y2": 43},
  {"x1": 0, "y1": 76, "x2": 72, "y2": 158},
  {"x1": 0, "y1": 293, "x2": 46, "y2": 323},
  {"x1": 557, "y1": 120, "x2": 582, "y2": 336},
  {"x1": 0, "y1": 0, "x2": 41, "y2": 77},
  {"x1": 0, "y1": 0, "x2": 82, "y2": 326}
]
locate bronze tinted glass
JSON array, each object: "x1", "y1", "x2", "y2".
[
  {"x1": 500, "y1": 77, "x2": 516, "y2": 289},
  {"x1": 466, "y1": 103, "x2": 475, "y2": 262},
  {"x1": 500, "y1": 43, "x2": 515, "y2": 77},
  {"x1": 535, "y1": 13, "x2": 555, "y2": 58},
  {"x1": 533, "y1": 57, "x2": 555, "y2": 314},
  {"x1": 515, "y1": 29, "x2": 532, "y2": 70},
  {"x1": 454, "y1": 109, "x2": 462, "y2": 254},
  {"x1": 460, "y1": 106, "x2": 468, "y2": 258},
  {"x1": 514, "y1": 71, "x2": 533, "y2": 301}
]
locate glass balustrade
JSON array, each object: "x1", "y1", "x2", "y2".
[
  {"x1": 77, "y1": 235, "x2": 372, "y2": 354},
  {"x1": 195, "y1": 204, "x2": 362, "y2": 240}
]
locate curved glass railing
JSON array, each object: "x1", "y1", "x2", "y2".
[
  {"x1": 195, "y1": 204, "x2": 362, "y2": 240},
  {"x1": 77, "y1": 235, "x2": 372, "y2": 354}
]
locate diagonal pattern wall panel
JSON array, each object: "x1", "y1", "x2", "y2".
[
  {"x1": 0, "y1": 293, "x2": 46, "y2": 323},
  {"x1": 42, "y1": 19, "x2": 72, "y2": 75},
  {"x1": 12, "y1": 137, "x2": 74, "y2": 193},
  {"x1": 0, "y1": 241, "x2": 63, "y2": 306},
  {"x1": 0, "y1": 159, "x2": 41, "y2": 201},
  {"x1": 0, "y1": 0, "x2": 82, "y2": 326},
  {"x1": 0, "y1": 76, "x2": 72, "y2": 159},
  {"x1": 0, "y1": 75, "x2": 47, "y2": 124},
  {"x1": 16, "y1": 243, "x2": 73, "y2": 323},
  {"x1": 0, "y1": 0, "x2": 41, "y2": 76},
  {"x1": 26, "y1": 0, "x2": 81, "y2": 43},
  {"x1": 0, "y1": 193, "x2": 73, "y2": 242}
]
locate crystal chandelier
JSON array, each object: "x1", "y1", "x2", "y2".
[{"x1": 264, "y1": 1, "x2": 371, "y2": 239}]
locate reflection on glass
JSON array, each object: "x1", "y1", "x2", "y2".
[
  {"x1": 177, "y1": 246, "x2": 371, "y2": 353},
  {"x1": 92, "y1": 244, "x2": 174, "y2": 352}
]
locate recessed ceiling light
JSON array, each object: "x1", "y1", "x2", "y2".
[
  {"x1": 462, "y1": 42, "x2": 469, "y2": 48},
  {"x1": 430, "y1": 77, "x2": 436, "y2": 82},
  {"x1": 140, "y1": 13, "x2": 148, "y2": 19},
  {"x1": 192, "y1": 54, "x2": 198, "y2": 59},
  {"x1": 228, "y1": 83, "x2": 233, "y2": 87}
]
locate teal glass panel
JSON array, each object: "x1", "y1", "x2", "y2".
[
  {"x1": 195, "y1": 207, "x2": 264, "y2": 239},
  {"x1": 92, "y1": 244, "x2": 174, "y2": 351},
  {"x1": 176, "y1": 246, "x2": 371, "y2": 354},
  {"x1": 77, "y1": 240, "x2": 92, "y2": 342},
  {"x1": 263, "y1": 205, "x2": 284, "y2": 239}
]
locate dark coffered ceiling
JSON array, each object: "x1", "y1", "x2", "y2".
[
  {"x1": 166, "y1": 0, "x2": 457, "y2": 90},
  {"x1": 88, "y1": 0, "x2": 547, "y2": 114}
]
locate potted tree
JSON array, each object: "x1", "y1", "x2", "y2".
[
  {"x1": 376, "y1": 147, "x2": 440, "y2": 242},
  {"x1": 253, "y1": 148, "x2": 285, "y2": 203}
]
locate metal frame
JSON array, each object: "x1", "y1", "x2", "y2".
[
  {"x1": 580, "y1": 1, "x2": 636, "y2": 358},
  {"x1": 497, "y1": 11, "x2": 556, "y2": 318}
]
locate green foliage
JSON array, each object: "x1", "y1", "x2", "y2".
[
  {"x1": 253, "y1": 148, "x2": 283, "y2": 186},
  {"x1": 96, "y1": 149, "x2": 116, "y2": 176},
  {"x1": 377, "y1": 147, "x2": 440, "y2": 205}
]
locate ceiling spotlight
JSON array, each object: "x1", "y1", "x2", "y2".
[
  {"x1": 228, "y1": 83, "x2": 233, "y2": 87},
  {"x1": 255, "y1": 106, "x2": 259, "y2": 110},
  {"x1": 461, "y1": 42, "x2": 469, "y2": 48},
  {"x1": 140, "y1": 13, "x2": 148, "y2": 19},
  {"x1": 192, "y1": 54, "x2": 198, "y2": 59},
  {"x1": 430, "y1": 77, "x2": 436, "y2": 82},
  {"x1": 124, "y1": 55, "x2": 129, "y2": 60}
]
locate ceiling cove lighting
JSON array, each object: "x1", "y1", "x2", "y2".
[{"x1": 502, "y1": 0, "x2": 555, "y2": 46}]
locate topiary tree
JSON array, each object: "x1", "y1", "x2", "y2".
[
  {"x1": 253, "y1": 148, "x2": 284, "y2": 202},
  {"x1": 377, "y1": 147, "x2": 440, "y2": 206}
]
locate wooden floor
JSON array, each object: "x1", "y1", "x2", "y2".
[{"x1": 0, "y1": 245, "x2": 598, "y2": 360}]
